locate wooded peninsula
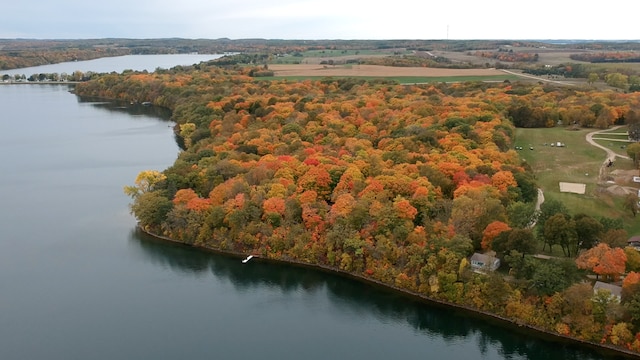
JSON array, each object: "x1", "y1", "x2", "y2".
[{"x1": 57, "y1": 39, "x2": 640, "y2": 357}]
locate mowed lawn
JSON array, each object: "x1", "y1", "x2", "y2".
[{"x1": 515, "y1": 127, "x2": 640, "y2": 234}]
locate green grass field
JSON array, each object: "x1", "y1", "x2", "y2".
[
  {"x1": 515, "y1": 126, "x2": 640, "y2": 234},
  {"x1": 270, "y1": 49, "x2": 414, "y2": 64}
]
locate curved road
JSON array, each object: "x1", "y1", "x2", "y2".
[
  {"x1": 530, "y1": 126, "x2": 627, "y2": 227},
  {"x1": 585, "y1": 125, "x2": 630, "y2": 163},
  {"x1": 585, "y1": 126, "x2": 631, "y2": 181}
]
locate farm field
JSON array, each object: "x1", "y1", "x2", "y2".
[
  {"x1": 269, "y1": 64, "x2": 507, "y2": 76},
  {"x1": 259, "y1": 75, "x2": 517, "y2": 84},
  {"x1": 515, "y1": 126, "x2": 640, "y2": 234},
  {"x1": 267, "y1": 64, "x2": 516, "y2": 82}
]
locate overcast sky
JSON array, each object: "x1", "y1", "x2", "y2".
[{"x1": 2, "y1": 0, "x2": 638, "y2": 40}]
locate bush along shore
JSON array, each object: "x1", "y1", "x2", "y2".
[{"x1": 71, "y1": 61, "x2": 640, "y2": 357}]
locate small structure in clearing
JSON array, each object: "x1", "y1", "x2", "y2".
[
  {"x1": 559, "y1": 182, "x2": 586, "y2": 194},
  {"x1": 470, "y1": 253, "x2": 500, "y2": 273}
]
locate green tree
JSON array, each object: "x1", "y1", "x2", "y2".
[
  {"x1": 625, "y1": 247, "x2": 640, "y2": 272},
  {"x1": 587, "y1": 73, "x2": 599, "y2": 86},
  {"x1": 599, "y1": 216, "x2": 624, "y2": 232},
  {"x1": 592, "y1": 289, "x2": 622, "y2": 324},
  {"x1": 506, "y1": 201, "x2": 536, "y2": 229},
  {"x1": 623, "y1": 193, "x2": 639, "y2": 217},
  {"x1": 624, "y1": 289, "x2": 640, "y2": 328},
  {"x1": 626, "y1": 142, "x2": 640, "y2": 169},
  {"x1": 605, "y1": 72, "x2": 629, "y2": 89},
  {"x1": 130, "y1": 191, "x2": 173, "y2": 229},
  {"x1": 543, "y1": 213, "x2": 577, "y2": 256},
  {"x1": 512, "y1": 172, "x2": 538, "y2": 203},
  {"x1": 530, "y1": 260, "x2": 574, "y2": 295},
  {"x1": 492, "y1": 228, "x2": 537, "y2": 257},
  {"x1": 573, "y1": 214, "x2": 603, "y2": 250},
  {"x1": 536, "y1": 199, "x2": 569, "y2": 239}
]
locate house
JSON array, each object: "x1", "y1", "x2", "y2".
[
  {"x1": 593, "y1": 281, "x2": 622, "y2": 302},
  {"x1": 470, "y1": 253, "x2": 500, "y2": 272},
  {"x1": 628, "y1": 236, "x2": 640, "y2": 250}
]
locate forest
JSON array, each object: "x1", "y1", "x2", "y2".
[{"x1": 74, "y1": 58, "x2": 640, "y2": 356}]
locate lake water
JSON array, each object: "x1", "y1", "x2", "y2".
[
  {"x1": 0, "y1": 54, "x2": 224, "y2": 77},
  {"x1": 0, "y1": 56, "x2": 628, "y2": 359}
]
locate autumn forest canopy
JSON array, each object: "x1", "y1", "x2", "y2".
[{"x1": 72, "y1": 53, "x2": 640, "y2": 356}]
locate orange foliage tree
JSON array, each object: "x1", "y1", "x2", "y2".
[
  {"x1": 481, "y1": 221, "x2": 512, "y2": 250},
  {"x1": 576, "y1": 243, "x2": 627, "y2": 281}
]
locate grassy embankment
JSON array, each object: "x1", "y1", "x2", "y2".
[{"x1": 515, "y1": 126, "x2": 640, "y2": 236}]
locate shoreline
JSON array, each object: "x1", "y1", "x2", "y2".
[
  {"x1": 136, "y1": 225, "x2": 639, "y2": 359},
  {"x1": 0, "y1": 81, "x2": 80, "y2": 85}
]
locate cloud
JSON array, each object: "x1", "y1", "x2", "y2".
[{"x1": 0, "y1": 0, "x2": 638, "y2": 39}]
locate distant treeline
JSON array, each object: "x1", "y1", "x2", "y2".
[
  {"x1": 570, "y1": 52, "x2": 640, "y2": 63},
  {"x1": 2, "y1": 38, "x2": 639, "y2": 71}
]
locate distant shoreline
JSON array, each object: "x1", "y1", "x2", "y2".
[
  {"x1": 0, "y1": 81, "x2": 79, "y2": 85},
  {"x1": 135, "y1": 225, "x2": 639, "y2": 360}
]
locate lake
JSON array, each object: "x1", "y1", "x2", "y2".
[
  {"x1": 0, "y1": 54, "x2": 224, "y2": 77},
  {"x1": 0, "y1": 56, "x2": 627, "y2": 359}
]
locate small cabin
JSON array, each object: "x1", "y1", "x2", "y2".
[
  {"x1": 628, "y1": 236, "x2": 640, "y2": 250},
  {"x1": 470, "y1": 253, "x2": 500, "y2": 272}
]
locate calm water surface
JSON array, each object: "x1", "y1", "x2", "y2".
[
  {"x1": 0, "y1": 57, "x2": 629, "y2": 359},
  {"x1": 0, "y1": 54, "x2": 223, "y2": 77}
]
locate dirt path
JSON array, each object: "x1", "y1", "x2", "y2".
[
  {"x1": 500, "y1": 69, "x2": 580, "y2": 86},
  {"x1": 585, "y1": 126, "x2": 630, "y2": 181},
  {"x1": 531, "y1": 126, "x2": 628, "y2": 227},
  {"x1": 529, "y1": 188, "x2": 545, "y2": 229}
]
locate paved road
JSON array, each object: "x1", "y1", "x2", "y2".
[{"x1": 500, "y1": 69, "x2": 579, "y2": 86}]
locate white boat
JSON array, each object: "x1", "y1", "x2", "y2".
[{"x1": 242, "y1": 255, "x2": 254, "y2": 263}]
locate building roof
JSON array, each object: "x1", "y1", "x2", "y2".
[
  {"x1": 593, "y1": 281, "x2": 622, "y2": 299},
  {"x1": 470, "y1": 253, "x2": 499, "y2": 265}
]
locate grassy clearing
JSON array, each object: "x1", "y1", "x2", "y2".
[
  {"x1": 302, "y1": 49, "x2": 411, "y2": 57},
  {"x1": 592, "y1": 126, "x2": 632, "y2": 158},
  {"x1": 593, "y1": 138, "x2": 630, "y2": 158},
  {"x1": 257, "y1": 75, "x2": 518, "y2": 84},
  {"x1": 590, "y1": 62, "x2": 640, "y2": 74},
  {"x1": 515, "y1": 127, "x2": 640, "y2": 233},
  {"x1": 270, "y1": 49, "x2": 412, "y2": 64}
]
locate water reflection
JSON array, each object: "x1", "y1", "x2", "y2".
[
  {"x1": 129, "y1": 228, "x2": 325, "y2": 294},
  {"x1": 128, "y1": 229, "x2": 627, "y2": 360},
  {"x1": 77, "y1": 96, "x2": 173, "y2": 119}
]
